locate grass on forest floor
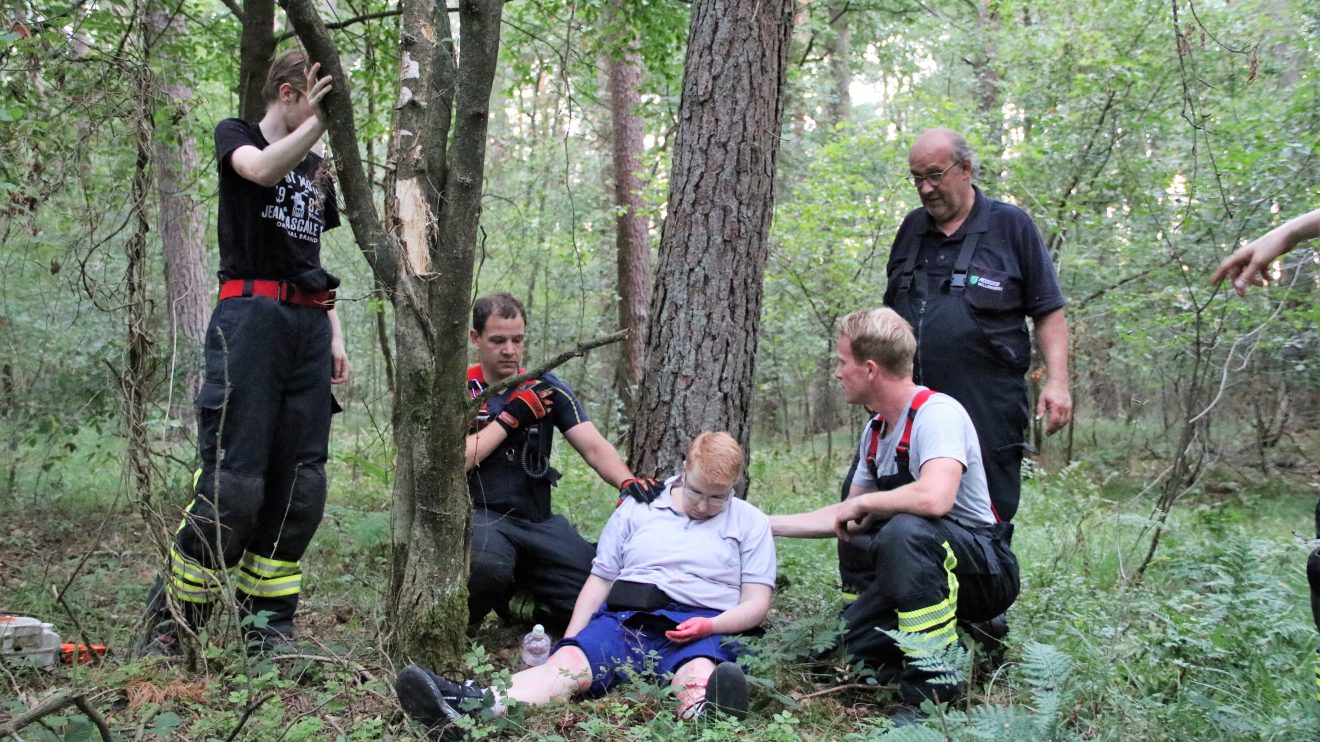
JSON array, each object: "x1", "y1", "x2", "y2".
[{"x1": 1, "y1": 424, "x2": 1318, "y2": 741}]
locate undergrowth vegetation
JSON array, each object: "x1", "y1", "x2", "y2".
[{"x1": 2, "y1": 424, "x2": 1316, "y2": 740}]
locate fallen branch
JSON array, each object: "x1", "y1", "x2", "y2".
[
  {"x1": 794, "y1": 682, "x2": 883, "y2": 704},
  {"x1": 0, "y1": 689, "x2": 112, "y2": 742},
  {"x1": 469, "y1": 328, "x2": 632, "y2": 411},
  {"x1": 224, "y1": 692, "x2": 276, "y2": 742}
]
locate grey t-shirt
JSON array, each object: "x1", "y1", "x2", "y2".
[
  {"x1": 850, "y1": 389, "x2": 997, "y2": 527},
  {"x1": 592, "y1": 477, "x2": 777, "y2": 612}
]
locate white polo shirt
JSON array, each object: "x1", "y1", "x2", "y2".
[{"x1": 592, "y1": 477, "x2": 777, "y2": 612}]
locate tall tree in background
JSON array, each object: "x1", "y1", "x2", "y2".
[
  {"x1": 149, "y1": 9, "x2": 209, "y2": 428},
  {"x1": 626, "y1": 0, "x2": 796, "y2": 477},
  {"x1": 284, "y1": 0, "x2": 505, "y2": 665},
  {"x1": 808, "y1": 0, "x2": 853, "y2": 437},
  {"x1": 607, "y1": 2, "x2": 652, "y2": 410},
  {"x1": 825, "y1": 1, "x2": 851, "y2": 126}
]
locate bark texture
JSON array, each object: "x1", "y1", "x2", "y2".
[
  {"x1": 825, "y1": 1, "x2": 851, "y2": 126},
  {"x1": 153, "y1": 85, "x2": 208, "y2": 426},
  {"x1": 626, "y1": 0, "x2": 795, "y2": 479},
  {"x1": 239, "y1": 0, "x2": 276, "y2": 120},
  {"x1": 974, "y1": 0, "x2": 1002, "y2": 157},
  {"x1": 607, "y1": 14, "x2": 652, "y2": 410},
  {"x1": 285, "y1": 0, "x2": 503, "y2": 666}
]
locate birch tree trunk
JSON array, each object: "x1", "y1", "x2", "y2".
[{"x1": 285, "y1": 0, "x2": 504, "y2": 666}]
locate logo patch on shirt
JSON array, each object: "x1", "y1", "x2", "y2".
[{"x1": 969, "y1": 275, "x2": 1003, "y2": 291}]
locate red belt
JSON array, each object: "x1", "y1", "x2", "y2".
[{"x1": 218, "y1": 279, "x2": 335, "y2": 310}]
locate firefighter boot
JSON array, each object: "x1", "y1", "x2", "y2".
[
  {"x1": 961, "y1": 613, "x2": 1009, "y2": 679},
  {"x1": 138, "y1": 577, "x2": 212, "y2": 658}
]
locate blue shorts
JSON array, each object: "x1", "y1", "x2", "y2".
[{"x1": 557, "y1": 603, "x2": 743, "y2": 696}]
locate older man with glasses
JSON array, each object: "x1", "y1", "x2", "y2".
[{"x1": 861, "y1": 127, "x2": 1070, "y2": 657}]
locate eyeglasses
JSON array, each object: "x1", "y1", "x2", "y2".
[
  {"x1": 910, "y1": 159, "x2": 963, "y2": 187},
  {"x1": 675, "y1": 474, "x2": 734, "y2": 507}
]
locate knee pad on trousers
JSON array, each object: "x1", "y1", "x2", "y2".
[
  {"x1": 270, "y1": 465, "x2": 328, "y2": 554},
  {"x1": 177, "y1": 470, "x2": 266, "y2": 568},
  {"x1": 469, "y1": 550, "x2": 515, "y2": 597},
  {"x1": 872, "y1": 514, "x2": 940, "y2": 563}
]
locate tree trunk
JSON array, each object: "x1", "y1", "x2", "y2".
[
  {"x1": 808, "y1": 0, "x2": 851, "y2": 433},
  {"x1": 239, "y1": 0, "x2": 276, "y2": 120},
  {"x1": 151, "y1": 23, "x2": 209, "y2": 428},
  {"x1": 286, "y1": 0, "x2": 504, "y2": 667},
  {"x1": 825, "y1": 0, "x2": 851, "y2": 126},
  {"x1": 607, "y1": 10, "x2": 652, "y2": 412},
  {"x1": 973, "y1": 0, "x2": 1002, "y2": 160},
  {"x1": 625, "y1": 0, "x2": 795, "y2": 480}
]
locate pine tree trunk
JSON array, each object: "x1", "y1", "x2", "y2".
[
  {"x1": 153, "y1": 96, "x2": 208, "y2": 428},
  {"x1": 825, "y1": 1, "x2": 851, "y2": 126},
  {"x1": 626, "y1": 0, "x2": 795, "y2": 480},
  {"x1": 607, "y1": 12, "x2": 652, "y2": 411}
]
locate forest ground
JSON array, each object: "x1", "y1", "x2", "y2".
[{"x1": 2, "y1": 419, "x2": 1317, "y2": 741}]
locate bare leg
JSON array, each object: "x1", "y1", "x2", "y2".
[
  {"x1": 494, "y1": 645, "x2": 593, "y2": 711},
  {"x1": 670, "y1": 657, "x2": 716, "y2": 719}
]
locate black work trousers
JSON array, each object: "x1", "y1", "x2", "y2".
[
  {"x1": 468, "y1": 509, "x2": 596, "y2": 632},
  {"x1": 841, "y1": 513, "x2": 1019, "y2": 702},
  {"x1": 167, "y1": 296, "x2": 333, "y2": 641}
]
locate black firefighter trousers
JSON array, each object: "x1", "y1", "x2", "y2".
[
  {"x1": 161, "y1": 296, "x2": 334, "y2": 645},
  {"x1": 840, "y1": 513, "x2": 1019, "y2": 704}
]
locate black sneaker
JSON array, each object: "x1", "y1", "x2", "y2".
[
  {"x1": 395, "y1": 664, "x2": 485, "y2": 738},
  {"x1": 699, "y1": 661, "x2": 749, "y2": 720},
  {"x1": 887, "y1": 702, "x2": 926, "y2": 727}
]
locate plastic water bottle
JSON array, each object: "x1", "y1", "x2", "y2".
[{"x1": 520, "y1": 624, "x2": 551, "y2": 668}]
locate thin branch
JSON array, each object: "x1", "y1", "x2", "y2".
[
  {"x1": 51, "y1": 585, "x2": 100, "y2": 668},
  {"x1": 470, "y1": 329, "x2": 631, "y2": 411},
  {"x1": 275, "y1": 8, "x2": 404, "y2": 42},
  {"x1": 73, "y1": 696, "x2": 113, "y2": 742},
  {"x1": 224, "y1": 692, "x2": 277, "y2": 742},
  {"x1": 218, "y1": 0, "x2": 242, "y2": 19},
  {"x1": 795, "y1": 682, "x2": 882, "y2": 703},
  {"x1": 1188, "y1": 266, "x2": 1301, "y2": 424},
  {"x1": 1073, "y1": 267, "x2": 1158, "y2": 310},
  {"x1": 0, "y1": 690, "x2": 111, "y2": 742}
]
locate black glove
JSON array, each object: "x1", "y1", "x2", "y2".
[
  {"x1": 496, "y1": 380, "x2": 555, "y2": 432},
  {"x1": 618, "y1": 477, "x2": 663, "y2": 506}
]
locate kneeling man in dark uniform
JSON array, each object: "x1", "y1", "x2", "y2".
[{"x1": 463, "y1": 293, "x2": 659, "y2": 631}]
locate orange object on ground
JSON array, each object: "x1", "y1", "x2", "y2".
[{"x1": 60, "y1": 643, "x2": 107, "y2": 664}]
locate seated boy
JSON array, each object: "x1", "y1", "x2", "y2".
[{"x1": 395, "y1": 431, "x2": 777, "y2": 736}]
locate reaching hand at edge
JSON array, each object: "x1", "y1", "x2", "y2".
[{"x1": 1211, "y1": 207, "x2": 1320, "y2": 297}]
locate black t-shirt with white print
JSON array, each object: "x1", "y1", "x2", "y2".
[{"x1": 214, "y1": 119, "x2": 341, "y2": 291}]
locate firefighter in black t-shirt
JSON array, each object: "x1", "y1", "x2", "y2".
[{"x1": 140, "y1": 49, "x2": 349, "y2": 656}]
